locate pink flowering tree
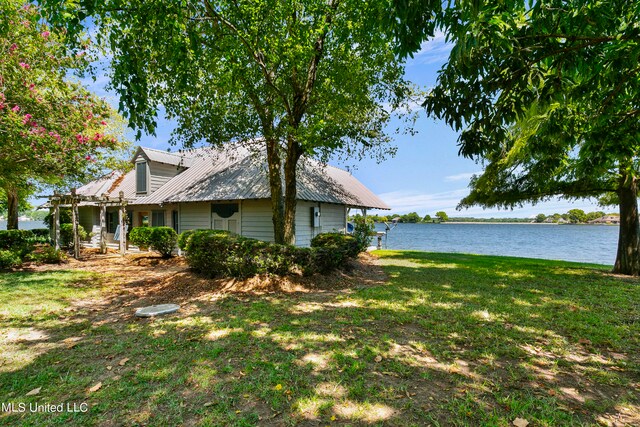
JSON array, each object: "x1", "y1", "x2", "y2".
[{"x1": 0, "y1": 1, "x2": 127, "y2": 229}]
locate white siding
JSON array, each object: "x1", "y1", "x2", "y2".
[
  {"x1": 149, "y1": 161, "x2": 181, "y2": 193},
  {"x1": 241, "y1": 200, "x2": 275, "y2": 243},
  {"x1": 179, "y1": 202, "x2": 211, "y2": 231},
  {"x1": 320, "y1": 203, "x2": 346, "y2": 233},
  {"x1": 295, "y1": 201, "x2": 317, "y2": 247}
]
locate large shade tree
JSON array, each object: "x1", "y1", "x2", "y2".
[
  {"x1": 393, "y1": 0, "x2": 640, "y2": 275},
  {"x1": 0, "y1": 1, "x2": 126, "y2": 229},
  {"x1": 42, "y1": 0, "x2": 419, "y2": 244}
]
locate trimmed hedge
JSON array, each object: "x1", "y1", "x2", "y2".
[
  {"x1": 180, "y1": 230, "x2": 364, "y2": 278},
  {"x1": 129, "y1": 226, "x2": 178, "y2": 257}
]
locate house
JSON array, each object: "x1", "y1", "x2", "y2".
[
  {"x1": 71, "y1": 145, "x2": 389, "y2": 247},
  {"x1": 588, "y1": 214, "x2": 620, "y2": 225}
]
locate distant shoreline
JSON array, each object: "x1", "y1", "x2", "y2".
[{"x1": 378, "y1": 221, "x2": 619, "y2": 226}]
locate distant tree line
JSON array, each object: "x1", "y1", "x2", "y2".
[{"x1": 349, "y1": 209, "x2": 617, "y2": 224}]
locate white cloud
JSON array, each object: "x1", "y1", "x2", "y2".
[
  {"x1": 410, "y1": 30, "x2": 452, "y2": 65},
  {"x1": 444, "y1": 171, "x2": 480, "y2": 182}
]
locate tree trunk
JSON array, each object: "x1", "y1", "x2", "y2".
[
  {"x1": 613, "y1": 175, "x2": 640, "y2": 275},
  {"x1": 6, "y1": 187, "x2": 19, "y2": 230},
  {"x1": 283, "y1": 139, "x2": 301, "y2": 245},
  {"x1": 266, "y1": 138, "x2": 286, "y2": 244}
]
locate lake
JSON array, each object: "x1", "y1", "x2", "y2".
[
  {"x1": 374, "y1": 222, "x2": 619, "y2": 266},
  {"x1": 0, "y1": 220, "x2": 44, "y2": 230}
]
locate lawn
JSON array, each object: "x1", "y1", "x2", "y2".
[{"x1": 0, "y1": 251, "x2": 639, "y2": 426}]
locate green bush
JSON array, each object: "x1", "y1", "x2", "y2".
[
  {"x1": 130, "y1": 226, "x2": 178, "y2": 257},
  {"x1": 27, "y1": 245, "x2": 67, "y2": 264},
  {"x1": 180, "y1": 230, "x2": 353, "y2": 278},
  {"x1": 352, "y1": 216, "x2": 375, "y2": 253},
  {"x1": 60, "y1": 223, "x2": 88, "y2": 248},
  {"x1": 0, "y1": 250, "x2": 22, "y2": 269},
  {"x1": 311, "y1": 232, "x2": 360, "y2": 258},
  {"x1": 30, "y1": 228, "x2": 50, "y2": 238},
  {"x1": 177, "y1": 229, "x2": 209, "y2": 251},
  {"x1": 43, "y1": 208, "x2": 72, "y2": 228},
  {"x1": 129, "y1": 227, "x2": 152, "y2": 249},
  {"x1": 0, "y1": 229, "x2": 34, "y2": 249}
]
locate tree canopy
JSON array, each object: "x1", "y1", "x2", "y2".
[
  {"x1": 393, "y1": 0, "x2": 640, "y2": 274},
  {"x1": 1, "y1": 1, "x2": 128, "y2": 229},
  {"x1": 42, "y1": 0, "x2": 419, "y2": 244}
]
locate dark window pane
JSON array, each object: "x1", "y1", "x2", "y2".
[
  {"x1": 152, "y1": 210, "x2": 165, "y2": 226},
  {"x1": 136, "y1": 162, "x2": 147, "y2": 193}
]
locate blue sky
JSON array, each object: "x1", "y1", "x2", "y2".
[{"x1": 78, "y1": 31, "x2": 605, "y2": 219}]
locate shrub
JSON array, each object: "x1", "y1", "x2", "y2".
[
  {"x1": 0, "y1": 250, "x2": 22, "y2": 269},
  {"x1": 311, "y1": 232, "x2": 360, "y2": 258},
  {"x1": 43, "y1": 208, "x2": 72, "y2": 229},
  {"x1": 27, "y1": 245, "x2": 67, "y2": 264},
  {"x1": 130, "y1": 226, "x2": 178, "y2": 257},
  {"x1": 181, "y1": 230, "x2": 353, "y2": 278},
  {"x1": 60, "y1": 223, "x2": 88, "y2": 248},
  {"x1": 30, "y1": 228, "x2": 51, "y2": 238},
  {"x1": 177, "y1": 229, "x2": 208, "y2": 251},
  {"x1": 129, "y1": 227, "x2": 152, "y2": 249},
  {"x1": 149, "y1": 227, "x2": 178, "y2": 257},
  {"x1": 0, "y1": 229, "x2": 34, "y2": 249},
  {"x1": 352, "y1": 216, "x2": 375, "y2": 253}
]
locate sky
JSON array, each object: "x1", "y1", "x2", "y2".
[{"x1": 74, "y1": 30, "x2": 606, "y2": 219}]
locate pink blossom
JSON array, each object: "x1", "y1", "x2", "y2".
[
  {"x1": 19, "y1": 62, "x2": 30, "y2": 69},
  {"x1": 11, "y1": 105, "x2": 20, "y2": 112},
  {"x1": 93, "y1": 133, "x2": 102, "y2": 141},
  {"x1": 9, "y1": 43, "x2": 17, "y2": 53},
  {"x1": 100, "y1": 120, "x2": 107, "y2": 126},
  {"x1": 22, "y1": 113, "x2": 32, "y2": 124},
  {"x1": 41, "y1": 31, "x2": 50, "y2": 38},
  {"x1": 85, "y1": 155, "x2": 91, "y2": 161}
]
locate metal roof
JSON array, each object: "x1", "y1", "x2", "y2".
[
  {"x1": 163, "y1": 152, "x2": 390, "y2": 209},
  {"x1": 76, "y1": 171, "x2": 123, "y2": 197},
  {"x1": 77, "y1": 144, "x2": 389, "y2": 210},
  {"x1": 135, "y1": 146, "x2": 195, "y2": 167}
]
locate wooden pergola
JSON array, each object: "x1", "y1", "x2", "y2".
[{"x1": 47, "y1": 190, "x2": 129, "y2": 259}]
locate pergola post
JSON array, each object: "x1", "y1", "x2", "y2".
[
  {"x1": 71, "y1": 188, "x2": 80, "y2": 259},
  {"x1": 52, "y1": 197, "x2": 61, "y2": 250},
  {"x1": 99, "y1": 201, "x2": 107, "y2": 254},
  {"x1": 118, "y1": 191, "x2": 127, "y2": 256}
]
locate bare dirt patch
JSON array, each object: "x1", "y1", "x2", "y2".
[{"x1": 24, "y1": 249, "x2": 387, "y2": 317}]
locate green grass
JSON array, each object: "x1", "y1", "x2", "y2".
[{"x1": 1, "y1": 252, "x2": 639, "y2": 426}]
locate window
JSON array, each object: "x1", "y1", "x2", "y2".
[
  {"x1": 211, "y1": 203, "x2": 239, "y2": 218},
  {"x1": 136, "y1": 162, "x2": 147, "y2": 193},
  {"x1": 172, "y1": 210, "x2": 179, "y2": 233},
  {"x1": 107, "y1": 211, "x2": 118, "y2": 233},
  {"x1": 152, "y1": 210, "x2": 165, "y2": 226}
]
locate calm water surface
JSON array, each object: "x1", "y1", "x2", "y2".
[
  {"x1": 1, "y1": 220, "x2": 619, "y2": 265},
  {"x1": 375, "y1": 222, "x2": 619, "y2": 266},
  {"x1": 0, "y1": 220, "x2": 44, "y2": 230}
]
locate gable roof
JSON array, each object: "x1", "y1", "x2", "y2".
[
  {"x1": 133, "y1": 146, "x2": 194, "y2": 167},
  {"x1": 79, "y1": 145, "x2": 389, "y2": 210}
]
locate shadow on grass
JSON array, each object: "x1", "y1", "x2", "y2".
[{"x1": 1, "y1": 251, "x2": 639, "y2": 426}]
